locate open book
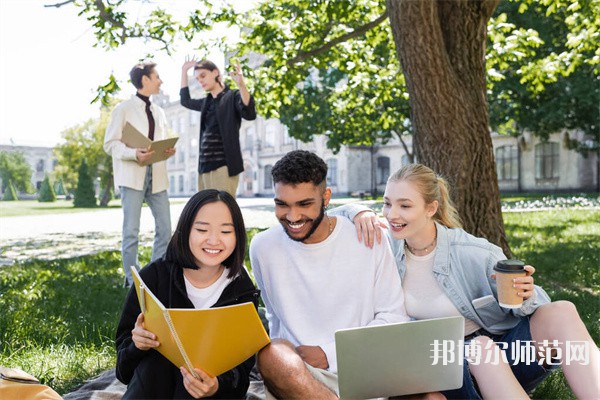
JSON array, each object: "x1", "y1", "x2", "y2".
[
  {"x1": 121, "y1": 122, "x2": 179, "y2": 166},
  {"x1": 131, "y1": 266, "x2": 270, "y2": 378}
]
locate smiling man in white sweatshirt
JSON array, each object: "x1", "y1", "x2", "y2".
[{"x1": 250, "y1": 150, "x2": 409, "y2": 399}]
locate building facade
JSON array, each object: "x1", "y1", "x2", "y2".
[
  {"x1": 158, "y1": 87, "x2": 598, "y2": 197},
  {"x1": 5, "y1": 95, "x2": 595, "y2": 198},
  {"x1": 0, "y1": 144, "x2": 56, "y2": 192}
]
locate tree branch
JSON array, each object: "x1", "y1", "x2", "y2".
[
  {"x1": 44, "y1": 0, "x2": 75, "y2": 8},
  {"x1": 288, "y1": 11, "x2": 388, "y2": 66},
  {"x1": 394, "y1": 130, "x2": 414, "y2": 163},
  {"x1": 93, "y1": 0, "x2": 126, "y2": 30}
]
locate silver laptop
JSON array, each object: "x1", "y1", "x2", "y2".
[{"x1": 335, "y1": 316, "x2": 464, "y2": 399}]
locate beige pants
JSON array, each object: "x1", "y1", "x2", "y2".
[
  {"x1": 263, "y1": 362, "x2": 339, "y2": 400},
  {"x1": 197, "y1": 166, "x2": 239, "y2": 198}
]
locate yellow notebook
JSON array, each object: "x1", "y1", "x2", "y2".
[{"x1": 131, "y1": 267, "x2": 270, "y2": 378}]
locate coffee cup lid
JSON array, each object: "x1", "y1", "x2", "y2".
[{"x1": 494, "y1": 259, "x2": 525, "y2": 273}]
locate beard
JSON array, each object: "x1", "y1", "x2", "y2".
[{"x1": 281, "y1": 203, "x2": 326, "y2": 243}]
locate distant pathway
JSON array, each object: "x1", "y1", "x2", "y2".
[{"x1": 0, "y1": 197, "x2": 369, "y2": 266}]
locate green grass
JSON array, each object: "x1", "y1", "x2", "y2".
[
  {"x1": 0, "y1": 250, "x2": 141, "y2": 394},
  {"x1": 502, "y1": 209, "x2": 599, "y2": 400},
  {"x1": 0, "y1": 211, "x2": 598, "y2": 397}
]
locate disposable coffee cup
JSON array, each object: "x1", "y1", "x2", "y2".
[{"x1": 494, "y1": 259, "x2": 526, "y2": 309}]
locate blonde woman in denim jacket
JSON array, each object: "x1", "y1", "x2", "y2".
[{"x1": 334, "y1": 164, "x2": 599, "y2": 399}]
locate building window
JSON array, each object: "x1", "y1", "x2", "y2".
[
  {"x1": 377, "y1": 156, "x2": 390, "y2": 184},
  {"x1": 190, "y1": 172, "x2": 196, "y2": 191},
  {"x1": 327, "y1": 159, "x2": 338, "y2": 186},
  {"x1": 264, "y1": 165, "x2": 273, "y2": 189},
  {"x1": 178, "y1": 175, "x2": 184, "y2": 193},
  {"x1": 36, "y1": 159, "x2": 45, "y2": 172},
  {"x1": 535, "y1": 142, "x2": 559, "y2": 180},
  {"x1": 495, "y1": 145, "x2": 518, "y2": 181},
  {"x1": 169, "y1": 176, "x2": 175, "y2": 193},
  {"x1": 179, "y1": 148, "x2": 185, "y2": 164},
  {"x1": 283, "y1": 126, "x2": 294, "y2": 145},
  {"x1": 265, "y1": 124, "x2": 276, "y2": 148},
  {"x1": 189, "y1": 110, "x2": 199, "y2": 125},
  {"x1": 245, "y1": 126, "x2": 255, "y2": 150},
  {"x1": 401, "y1": 154, "x2": 411, "y2": 165}
]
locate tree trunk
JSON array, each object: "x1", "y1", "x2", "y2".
[
  {"x1": 387, "y1": 0, "x2": 511, "y2": 256},
  {"x1": 100, "y1": 175, "x2": 113, "y2": 207}
]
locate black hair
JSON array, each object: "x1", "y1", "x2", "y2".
[
  {"x1": 129, "y1": 61, "x2": 157, "y2": 89},
  {"x1": 194, "y1": 59, "x2": 223, "y2": 88},
  {"x1": 165, "y1": 189, "x2": 246, "y2": 278},
  {"x1": 271, "y1": 150, "x2": 328, "y2": 188}
]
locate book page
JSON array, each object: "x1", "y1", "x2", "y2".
[{"x1": 121, "y1": 122, "x2": 179, "y2": 166}]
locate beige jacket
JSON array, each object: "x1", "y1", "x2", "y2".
[{"x1": 104, "y1": 95, "x2": 170, "y2": 193}]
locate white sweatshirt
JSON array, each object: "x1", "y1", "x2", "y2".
[{"x1": 250, "y1": 217, "x2": 409, "y2": 373}]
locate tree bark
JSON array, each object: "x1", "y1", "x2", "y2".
[
  {"x1": 100, "y1": 176, "x2": 113, "y2": 207},
  {"x1": 387, "y1": 0, "x2": 511, "y2": 256}
]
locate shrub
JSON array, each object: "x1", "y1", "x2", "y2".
[
  {"x1": 54, "y1": 178, "x2": 66, "y2": 196},
  {"x1": 2, "y1": 179, "x2": 18, "y2": 201},
  {"x1": 73, "y1": 160, "x2": 96, "y2": 208},
  {"x1": 38, "y1": 175, "x2": 56, "y2": 202}
]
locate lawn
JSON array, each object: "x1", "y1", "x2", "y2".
[{"x1": 0, "y1": 209, "x2": 598, "y2": 398}]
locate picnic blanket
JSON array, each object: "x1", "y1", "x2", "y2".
[{"x1": 63, "y1": 368, "x2": 266, "y2": 400}]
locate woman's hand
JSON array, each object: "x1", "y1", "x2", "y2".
[
  {"x1": 491, "y1": 264, "x2": 536, "y2": 300},
  {"x1": 131, "y1": 313, "x2": 159, "y2": 350},
  {"x1": 514, "y1": 265, "x2": 536, "y2": 299},
  {"x1": 352, "y1": 210, "x2": 387, "y2": 248},
  {"x1": 181, "y1": 367, "x2": 219, "y2": 398}
]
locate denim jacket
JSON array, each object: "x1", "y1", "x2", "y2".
[{"x1": 330, "y1": 205, "x2": 551, "y2": 335}]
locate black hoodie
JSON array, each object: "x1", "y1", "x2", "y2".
[{"x1": 115, "y1": 259, "x2": 260, "y2": 399}]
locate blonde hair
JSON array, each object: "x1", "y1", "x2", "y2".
[{"x1": 388, "y1": 164, "x2": 463, "y2": 229}]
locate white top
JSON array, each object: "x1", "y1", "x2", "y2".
[
  {"x1": 250, "y1": 217, "x2": 409, "y2": 373},
  {"x1": 404, "y1": 249, "x2": 480, "y2": 335},
  {"x1": 104, "y1": 95, "x2": 170, "y2": 193},
  {"x1": 184, "y1": 268, "x2": 232, "y2": 310}
]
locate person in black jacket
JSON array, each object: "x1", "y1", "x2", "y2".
[
  {"x1": 115, "y1": 189, "x2": 260, "y2": 399},
  {"x1": 180, "y1": 57, "x2": 257, "y2": 197}
]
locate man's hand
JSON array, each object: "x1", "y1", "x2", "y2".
[
  {"x1": 136, "y1": 147, "x2": 155, "y2": 164},
  {"x1": 229, "y1": 62, "x2": 245, "y2": 87},
  {"x1": 182, "y1": 55, "x2": 198, "y2": 72},
  {"x1": 164, "y1": 147, "x2": 176, "y2": 158},
  {"x1": 296, "y1": 345, "x2": 329, "y2": 369}
]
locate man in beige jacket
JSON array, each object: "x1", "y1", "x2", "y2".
[{"x1": 104, "y1": 61, "x2": 176, "y2": 287}]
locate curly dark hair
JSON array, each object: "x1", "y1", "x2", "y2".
[{"x1": 271, "y1": 150, "x2": 328, "y2": 187}]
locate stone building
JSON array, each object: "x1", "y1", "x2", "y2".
[
  {"x1": 157, "y1": 85, "x2": 598, "y2": 197},
  {"x1": 0, "y1": 143, "x2": 56, "y2": 192},
  {"x1": 6, "y1": 90, "x2": 595, "y2": 199}
]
